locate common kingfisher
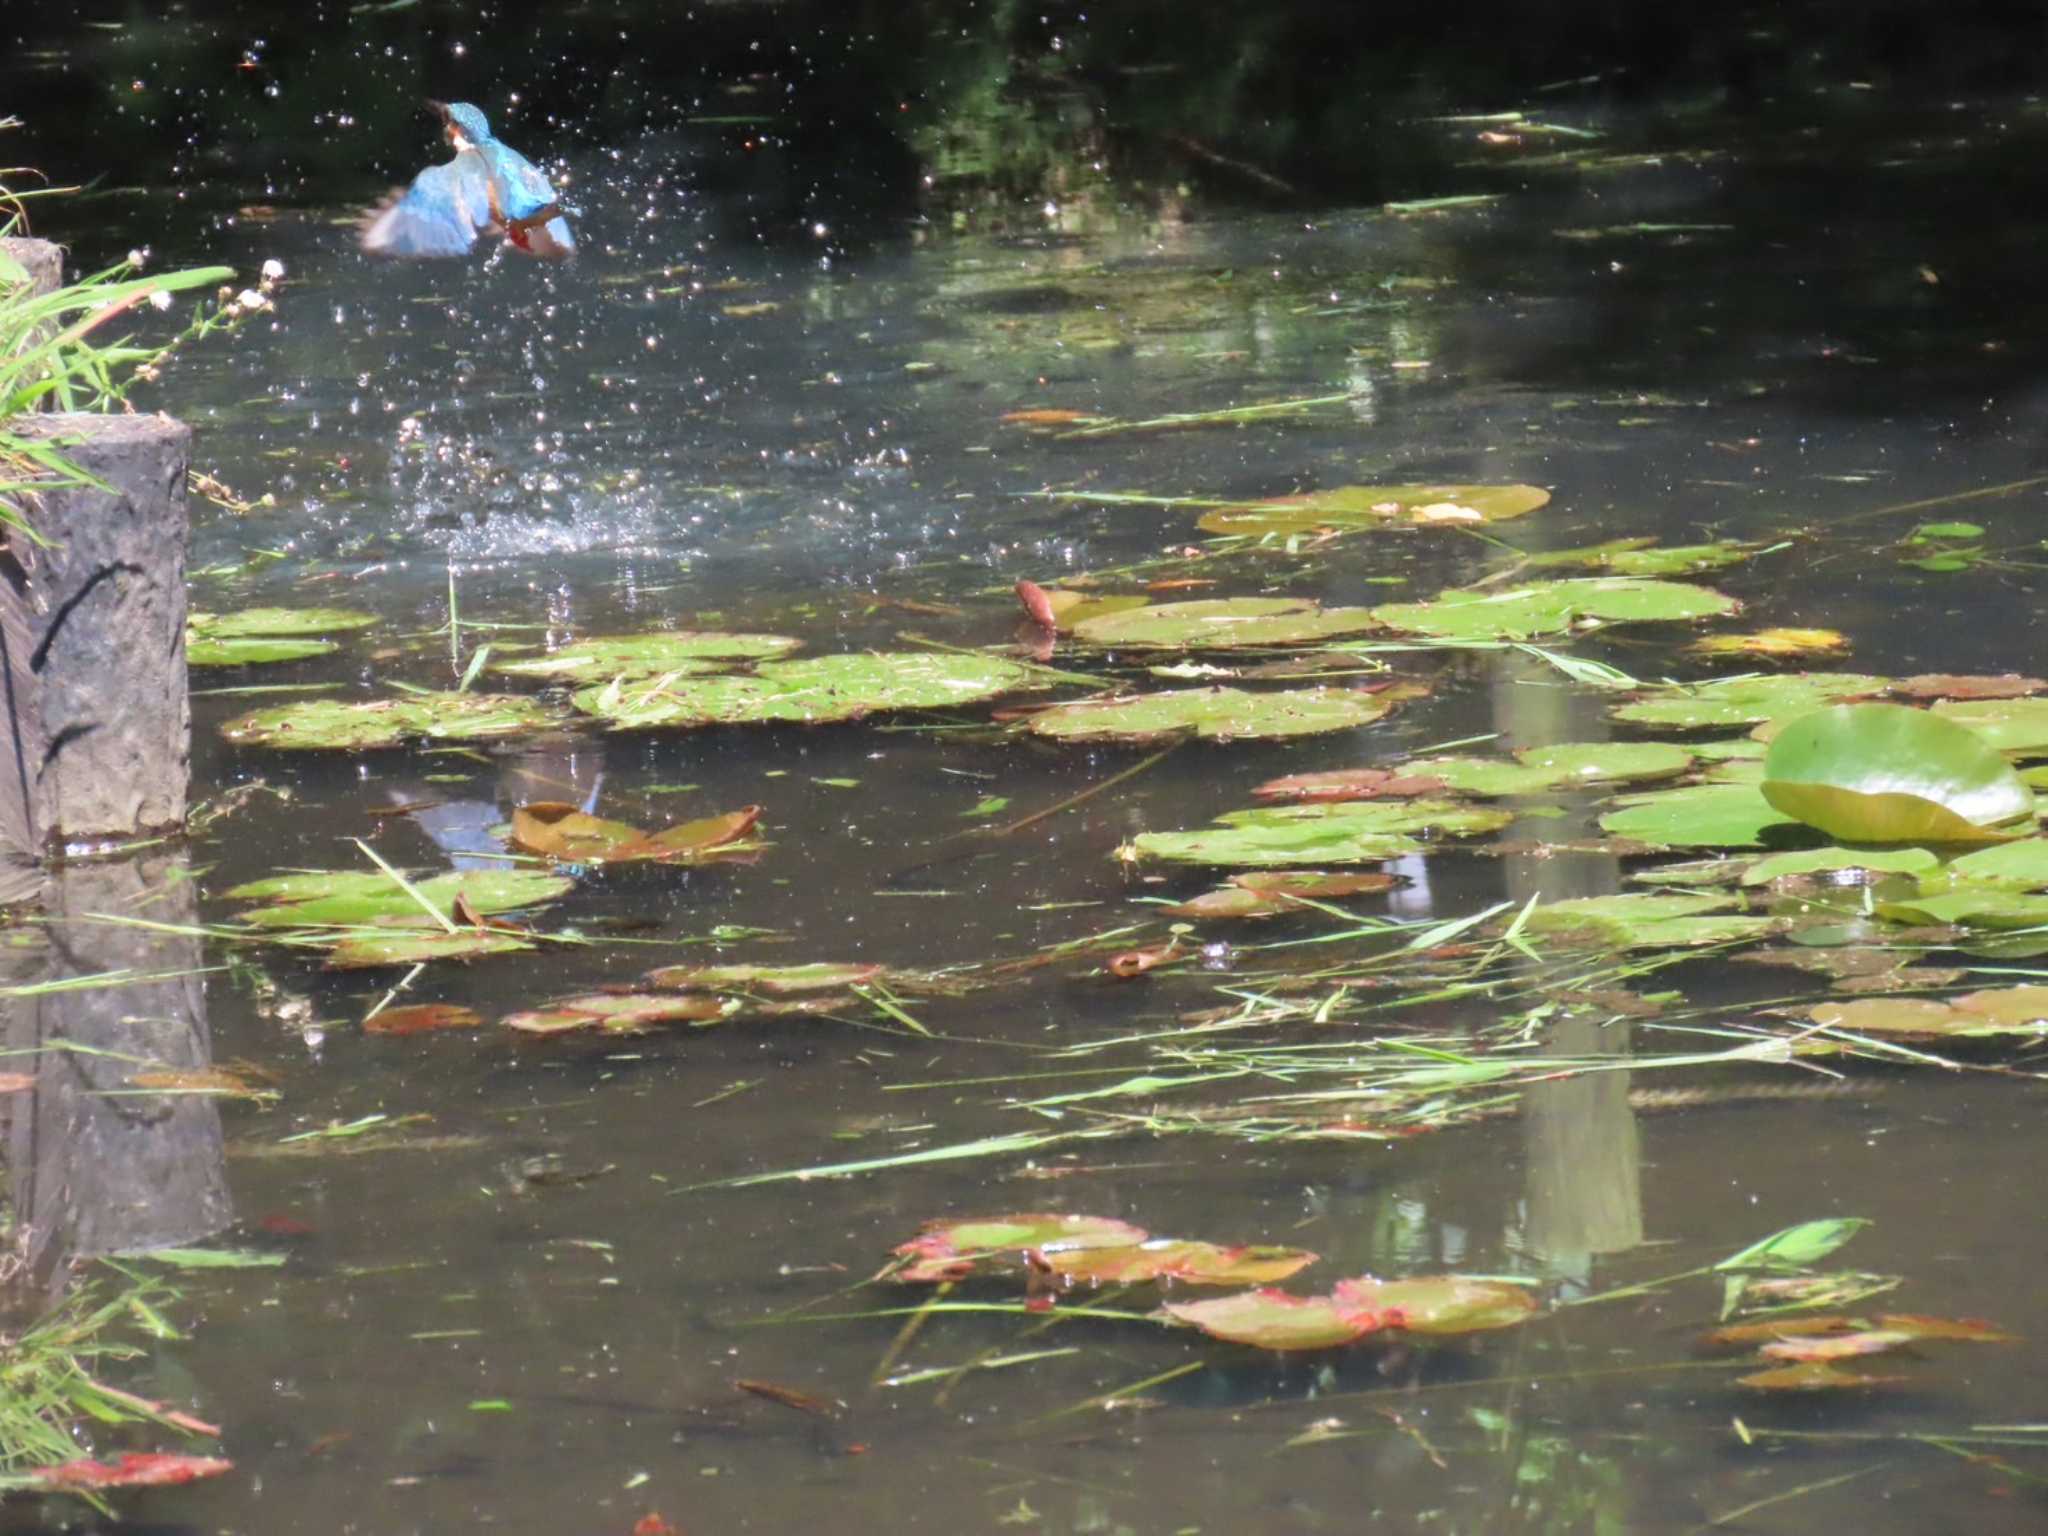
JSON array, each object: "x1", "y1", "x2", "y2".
[{"x1": 361, "y1": 101, "x2": 574, "y2": 261}]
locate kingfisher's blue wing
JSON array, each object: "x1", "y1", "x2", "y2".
[
  {"x1": 477, "y1": 139, "x2": 576, "y2": 259},
  {"x1": 360, "y1": 153, "x2": 494, "y2": 258}
]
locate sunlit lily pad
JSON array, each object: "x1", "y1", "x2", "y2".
[
  {"x1": 492, "y1": 631, "x2": 800, "y2": 682},
  {"x1": 1805, "y1": 988, "x2": 2048, "y2": 1036},
  {"x1": 187, "y1": 607, "x2": 376, "y2": 667},
  {"x1": 1525, "y1": 891, "x2": 1774, "y2": 948},
  {"x1": 221, "y1": 692, "x2": 564, "y2": 750},
  {"x1": 1330, "y1": 1275, "x2": 1538, "y2": 1334},
  {"x1": 1041, "y1": 1240, "x2": 1320, "y2": 1287},
  {"x1": 511, "y1": 802, "x2": 763, "y2": 864},
  {"x1": 645, "y1": 961, "x2": 887, "y2": 994},
  {"x1": 1930, "y1": 696, "x2": 2048, "y2": 756},
  {"x1": 1934, "y1": 837, "x2": 2048, "y2": 891},
  {"x1": 1196, "y1": 483, "x2": 1550, "y2": 537},
  {"x1": 1408, "y1": 741, "x2": 1693, "y2": 796},
  {"x1": 187, "y1": 635, "x2": 339, "y2": 667},
  {"x1": 325, "y1": 929, "x2": 535, "y2": 968},
  {"x1": 229, "y1": 869, "x2": 574, "y2": 928},
  {"x1": 1158, "y1": 1288, "x2": 1373, "y2": 1351},
  {"x1": 1371, "y1": 578, "x2": 1738, "y2": 640},
  {"x1": 1128, "y1": 800, "x2": 1513, "y2": 866},
  {"x1": 1026, "y1": 686, "x2": 1395, "y2": 744},
  {"x1": 503, "y1": 992, "x2": 733, "y2": 1036},
  {"x1": 1164, "y1": 870, "x2": 1399, "y2": 919},
  {"x1": 1688, "y1": 628, "x2": 1849, "y2": 661},
  {"x1": 1527, "y1": 539, "x2": 1758, "y2": 577},
  {"x1": 1761, "y1": 704, "x2": 2036, "y2": 844},
  {"x1": 1598, "y1": 783, "x2": 1804, "y2": 849},
  {"x1": 893, "y1": 1214, "x2": 1153, "y2": 1283},
  {"x1": 363, "y1": 1003, "x2": 484, "y2": 1035},
  {"x1": 1069, "y1": 598, "x2": 1381, "y2": 650},
  {"x1": 572, "y1": 652, "x2": 1039, "y2": 729},
  {"x1": 1611, "y1": 674, "x2": 1887, "y2": 730}
]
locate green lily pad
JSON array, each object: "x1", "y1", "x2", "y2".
[
  {"x1": 1807, "y1": 988, "x2": 2048, "y2": 1037},
  {"x1": 1930, "y1": 697, "x2": 2048, "y2": 756},
  {"x1": 644, "y1": 961, "x2": 887, "y2": 994},
  {"x1": 1740, "y1": 847, "x2": 1942, "y2": 886},
  {"x1": 221, "y1": 693, "x2": 563, "y2": 750},
  {"x1": 1598, "y1": 783, "x2": 1804, "y2": 849},
  {"x1": 229, "y1": 869, "x2": 573, "y2": 928},
  {"x1": 1875, "y1": 886, "x2": 2048, "y2": 928},
  {"x1": 1026, "y1": 686, "x2": 1396, "y2": 745},
  {"x1": 1524, "y1": 891, "x2": 1774, "y2": 948},
  {"x1": 1163, "y1": 870, "x2": 1400, "y2": 919},
  {"x1": 1408, "y1": 741, "x2": 1693, "y2": 796},
  {"x1": 187, "y1": 635, "x2": 339, "y2": 667},
  {"x1": 191, "y1": 607, "x2": 377, "y2": 639},
  {"x1": 1371, "y1": 578, "x2": 1738, "y2": 641},
  {"x1": 1761, "y1": 704, "x2": 2036, "y2": 845},
  {"x1": 492, "y1": 631, "x2": 801, "y2": 682},
  {"x1": 1068, "y1": 598, "x2": 1382, "y2": 650},
  {"x1": 572, "y1": 652, "x2": 1038, "y2": 729},
  {"x1": 1196, "y1": 483, "x2": 1551, "y2": 537},
  {"x1": 1128, "y1": 800, "x2": 1512, "y2": 866},
  {"x1": 1524, "y1": 539, "x2": 1757, "y2": 577},
  {"x1": 325, "y1": 929, "x2": 536, "y2": 968},
  {"x1": 1933, "y1": 837, "x2": 2048, "y2": 891},
  {"x1": 894, "y1": 1214, "x2": 1153, "y2": 1283},
  {"x1": 1611, "y1": 674, "x2": 1889, "y2": 730}
]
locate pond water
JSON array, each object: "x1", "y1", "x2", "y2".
[{"x1": 8, "y1": 24, "x2": 2048, "y2": 1536}]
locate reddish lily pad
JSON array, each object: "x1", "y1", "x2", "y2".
[
  {"x1": 32, "y1": 1452, "x2": 235, "y2": 1490},
  {"x1": 645, "y1": 961, "x2": 887, "y2": 995},
  {"x1": 1164, "y1": 870, "x2": 1399, "y2": 919},
  {"x1": 1159, "y1": 1288, "x2": 1375, "y2": 1351},
  {"x1": 1331, "y1": 1275, "x2": 1539, "y2": 1334},
  {"x1": 893, "y1": 1214, "x2": 1151, "y2": 1282},
  {"x1": 503, "y1": 993, "x2": 734, "y2": 1036},
  {"x1": 1737, "y1": 1361, "x2": 1909, "y2": 1391},
  {"x1": 1250, "y1": 768, "x2": 1450, "y2": 804},
  {"x1": 1757, "y1": 1330, "x2": 1915, "y2": 1363},
  {"x1": 1043, "y1": 1240, "x2": 1319, "y2": 1287},
  {"x1": 1891, "y1": 673, "x2": 2047, "y2": 700},
  {"x1": 362, "y1": 1003, "x2": 484, "y2": 1035}
]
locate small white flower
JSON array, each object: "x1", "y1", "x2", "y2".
[
  {"x1": 127, "y1": 247, "x2": 149, "y2": 270},
  {"x1": 260, "y1": 258, "x2": 285, "y2": 282},
  {"x1": 146, "y1": 288, "x2": 172, "y2": 311},
  {"x1": 235, "y1": 289, "x2": 269, "y2": 312}
]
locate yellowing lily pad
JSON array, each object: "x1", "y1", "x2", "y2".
[
  {"x1": 572, "y1": 652, "x2": 1039, "y2": 729},
  {"x1": 1689, "y1": 628, "x2": 1850, "y2": 660},
  {"x1": 510, "y1": 802, "x2": 763, "y2": 864},
  {"x1": 1069, "y1": 598, "x2": 1382, "y2": 649},
  {"x1": 1026, "y1": 686, "x2": 1396, "y2": 744},
  {"x1": 221, "y1": 692, "x2": 563, "y2": 749},
  {"x1": 1196, "y1": 483, "x2": 1550, "y2": 537},
  {"x1": 1611, "y1": 674, "x2": 1888, "y2": 730},
  {"x1": 1761, "y1": 704, "x2": 2036, "y2": 845},
  {"x1": 1371, "y1": 578, "x2": 1738, "y2": 640},
  {"x1": 1160, "y1": 1289, "x2": 1372, "y2": 1351},
  {"x1": 492, "y1": 630, "x2": 801, "y2": 682}
]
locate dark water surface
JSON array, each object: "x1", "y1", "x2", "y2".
[{"x1": 8, "y1": 14, "x2": 2048, "y2": 1534}]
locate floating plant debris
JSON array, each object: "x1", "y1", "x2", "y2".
[{"x1": 645, "y1": 961, "x2": 888, "y2": 994}]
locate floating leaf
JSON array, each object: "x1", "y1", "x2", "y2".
[
  {"x1": 1159, "y1": 1288, "x2": 1374, "y2": 1351},
  {"x1": 1805, "y1": 988, "x2": 2048, "y2": 1037},
  {"x1": 1611, "y1": 673, "x2": 1888, "y2": 729},
  {"x1": 1598, "y1": 783, "x2": 1803, "y2": 849},
  {"x1": 1408, "y1": 741, "x2": 1693, "y2": 796},
  {"x1": 1875, "y1": 886, "x2": 2048, "y2": 929},
  {"x1": 511, "y1": 802, "x2": 763, "y2": 864},
  {"x1": 893, "y1": 1214, "x2": 1152, "y2": 1283},
  {"x1": 1757, "y1": 1329, "x2": 1914, "y2": 1363},
  {"x1": 503, "y1": 993, "x2": 732, "y2": 1036},
  {"x1": 1164, "y1": 870, "x2": 1399, "y2": 919},
  {"x1": 645, "y1": 961, "x2": 887, "y2": 994},
  {"x1": 1527, "y1": 539, "x2": 1759, "y2": 577},
  {"x1": 192, "y1": 606, "x2": 376, "y2": 639},
  {"x1": 326, "y1": 930, "x2": 535, "y2": 968},
  {"x1": 1716, "y1": 1218, "x2": 1870, "y2": 1272},
  {"x1": 1129, "y1": 800, "x2": 1513, "y2": 866},
  {"x1": 1372, "y1": 578, "x2": 1738, "y2": 640},
  {"x1": 32, "y1": 1452, "x2": 235, "y2": 1490},
  {"x1": 573, "y1": 652, "x2": 1039, "y2": 729},
  {"x1": 230, "y1": 870, "x2": 573, "y2": 928},
  {"x1": 1933, "y1": 839, "x2": 2048, "y2": 891},
  {"x1": 188, "y1": 635, "x2": 338, "y2": 667},
  {"x1": 1250, "y1": 767, "x2": 1449, "y2": 804},
  {"x1": 492, "y1": 631, "x2": 800, "y2": 682},
  {"x1": 1047, "y1": 1240, "x2": 1319, "y2": 1287},
  {"x1": 1891, "y1": 673, "x2": 2047, "y2": 701},
  {"x1": 1026, "y1": 686, "x2": 1396, "y2": 744},
  {"x1": 1740, "y1": 847, "x2": 1940, "y2": 885},
  {"x1": 221, "y1": 692, "x2": 564, "y2": 750},
  {"x1": 1525, "y1": 891, "x2": 1774, "y2": 948},
  {"x1": 1069, "y1": 598, "x2": 1382, "y2": 650},
  {"x1": 1196, "y1": 483, "x2": 1550, "y2": 537},
  {"x1": 1930, "y1": 696, "x2": 2048, "y2": 756},
  {"x1": 1330, "y1": 1275, "x2": 1538, "y2": 1334},
  {"x1": 363, "y1": 1003, "x2": 483, "y2": 1035},
  {"x1": 1737, "y1": 1361, "x2": 1908, "y2": 1391},
  {"x1": 1688, "y1": 628, "x2": 1849, "y2": 660},
  {"x1": 1760, "y1": 704, "x2": 2036, "y2": 844}
]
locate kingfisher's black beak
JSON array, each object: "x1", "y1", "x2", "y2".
[{"x1": 425, "y1": 100, "x2": 451, "y2": 121}]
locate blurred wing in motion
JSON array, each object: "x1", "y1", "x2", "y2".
[
  {"x1": 360, "y1": 154, "x2": 495, "y2": 258},
  {"x1": 479, "y1": 140, "x2": 576, "y2": 260}
]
